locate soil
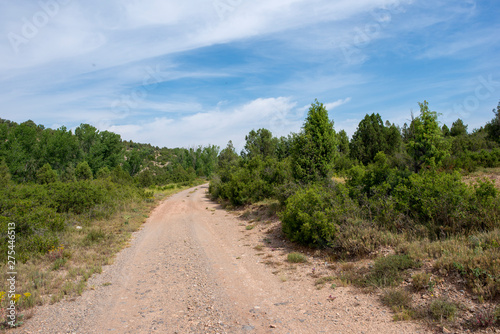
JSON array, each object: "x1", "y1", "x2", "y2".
[{"x1": 13, "y1": 185, "x2": 431, "y2": 333}]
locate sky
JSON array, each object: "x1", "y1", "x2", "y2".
[{"x1": 0, "y1": 0, "x2": 499, "y2": 150}]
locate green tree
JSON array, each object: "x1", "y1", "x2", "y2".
[
  {"x1": 276, "y1": 135, "x2": 293, "y2": 161},
  {"x1": 36, "y1": 163, "x2": 58, "y2": 184},
  {"x1": 292, "y1": 100, "x2": 338, "y2": 182},
  {"x1": 218, "y1": 141, "x2": 239, "y2": 173},
  {"x1": 450, "y1": 119, "x2": 468, "y2": 137},
  {"x1": 75, "y1": 123, "x2": 99, "y2": 155},
  {"x1": 0, "y1": 159, "x2": 11, "y2": 188},
  {"x1": 485, "y1": 101, "x2": 500, "y2": 143},
  {"x1": 242, "y1": 128, "x2": 278, "y2": 160},
  {"x1": 350, "y1": 114, "x2": 401, "y2": 165},
  {"x1": 337, "y1": 130, "x2": 350, "y2": 155},
  {"x1": 406, "y1": 101, "x2": 450, "y2": 172},
  {"x1": 137, "y1": 169, "x2": 154, "y2": 187},
  {"x1": 96, "y1": 166, "x2": 111, "y2": 179},
  {"x1": 75, "y1": 161, "x2": 93, "y2": 180},
  {"x1": 442, "y1": 124, "x2": 450, "y2": 137},
  {"x1": 41, "y1": 126, "x2": 80, "y2": 171}
]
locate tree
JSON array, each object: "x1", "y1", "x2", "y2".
[
  {"x1": 349, "y1": 114, "x2": 401, "y2": 165},
  {"x1": 406, "y1": 101, "x2": 450, "y2": 172},
  {"x1": 242, "y1": 129, "x2": 277, "y2": 160},
  {"x1": 337, "y1": 130, "x2": 350, "y2": 155},
  {"x1": 75, "y1": 123, "x2": 98, "y2": 155},
  {"x1": 291, "y1": 100, "x2": 338, "y2": 182},
  {"x1": 218, "y1": 141, "x2": 239, "y2": 171},
  {"x1": 485, "y1": 101, "x2": 500, "y2": 143},
  {"x1": 276, "y1": 135, "x2": 293, "y2": 161},
  {"x1": 442, "y1": 124, "x2": 450, "y2": 137},
  {"x1": 96, "y1": 166, "x2": 111, "y2": 179},
  {"x1": 36, "y1": 163, "x2": 58, "y2": 184},
  {"x1": 450, "y1": 119, "x2": 468, "y2": 137},
  {"x1": 75, "y1": 161, "x2": 93, "y2": 180},
  {"x1": 41, "y1": 126, "x2": 80, "y2": 171},
  {"x1": 216, "y1": 141, "x2": 240, "y2": 184},
  {"x1": 0, "y1": 159, "x2": 11, "y2": 188}
]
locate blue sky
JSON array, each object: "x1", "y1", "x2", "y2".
[{"x1": 1, "y1": 0, "x2": 499, "y2": 150}]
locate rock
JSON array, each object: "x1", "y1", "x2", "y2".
[
  {"x1": 270, "y1": 324, "x2": 277, "y2": 328},
  {"x1": 442, "y1": 327, "x2": 451, "y2": 333}
]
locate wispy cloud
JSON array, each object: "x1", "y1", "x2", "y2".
[{"x1": 0, "y1": 0, "x2": 498, "y2": 148}]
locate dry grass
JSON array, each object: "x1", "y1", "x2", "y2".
[
  {"x1": 287, "y1": 252, "x2": 308, "y2": 263},
  {"x1": 463, "y1": 167, "x2": 500, "y2": 190}
]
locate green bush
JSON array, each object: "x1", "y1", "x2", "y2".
[
  {"x1": 280, "y1": 184, "x2": 337, "y2": 246},
  {"x1": 393, "y1": 171, "x2": 499, "y2": 238},
  {"x1": 0, "y1": 187, "x2": 64, "y2": 263},
  {"x1": 48, "y1": 181, "x2": 106, "y2": 214}
]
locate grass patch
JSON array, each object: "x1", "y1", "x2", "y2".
[
  {"x1": 429, "y1": 298, "x2": 457, "y2": 321},
  {"x1": 381, "y1": 288, "x2": 412, "y2": 310},
  {"x1": 315, "y1": 276, "x2": 335, "y2": 286},
  {"x1": 84, "y1": 229, "x2": 107, "y2": 245},
  {"x1": 380, "y1": 288, "x2": 421, "y2": 321},
  {"x1": 254, "y1": 245, "x2": 264, "y2": 251},
  {"x1": 411, "y1": 272, "x2": 432, "y2": 291},
  {"x1": 287, "y1": 252, "x2": 308, "y2": 263},
  {"x1": 366, "y1": 254, "x2": 417, "y2": 287},
  {"x1": 246, "y1": 224, "x2": 255, "y2": 230}
]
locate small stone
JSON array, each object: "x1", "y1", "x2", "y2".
[{"x1": 270, "y1": 324, "x2": 277, "y2": 328}]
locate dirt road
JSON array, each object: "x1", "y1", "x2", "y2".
[{"x1": 15, "y1": 185, "x2": 428, "y2": 333}]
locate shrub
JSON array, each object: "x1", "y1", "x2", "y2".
[
  {"x1": 332, "y1": 219, "x2": 392, "y2": 258},
  {"x1": 393, "y1": 170, "x2": 499, "y2": 238},
  {"x1": 381, "y1": 288, "x2": 412, "y2": 310},
  {"x1": 471, "y1": 308, "x2": 497, "y2": 328},
  {"x1": 366, "y1": 254, "x2": 416, "y2": 287},
  {"x1": 411, "y1": 272, "x2": 432, "y2": 291},
  {"x1": 36, "y1": 163, "x2": 58, "y2": 184},
  {"x1": 287, "y1": 252, "x2": 308, "y2": 263},
  {"x1": 75, "y1": 161, "x2": 93, "y2": 180},
  {"x1": 280, "y1": 184, "x2": 337, "y2": 246},
  {"x1": 429, "y1": 299, "x2": 457, "y2": 321}
]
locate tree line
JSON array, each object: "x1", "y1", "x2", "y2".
[{"x1": 0, "y1": 119, "x2": 219, "y2": 185}]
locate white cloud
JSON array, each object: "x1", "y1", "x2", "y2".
[
  {"x1": 104, "y1": 97, "x2": 300, "y2": 149},
  {"x1": 0, "y1": 0, "x2": 497, "y2": 149},
  {"x1": 325, "y1": 97, "x2": 352, "y2": 111}
]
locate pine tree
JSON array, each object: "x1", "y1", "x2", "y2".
[{"x1": 292, "y1": 100, "x2": 338, "y2": 182}]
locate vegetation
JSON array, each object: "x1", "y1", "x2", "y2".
[
  {"x1": 209, "y1": 99, "x2": 500, "y2": 317},
  {"x1": 429, "y1": 298, "x2": 458, "y2": 321},
  {"x1": 1, "y1": 97, "x2": 499, "y2": 328},
  {"x1": 0, "y1": 118, "x2": 214, "y2": 326},
  {"x1": 287, "y1": 252, "x2": 308, "y2": 263}
]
